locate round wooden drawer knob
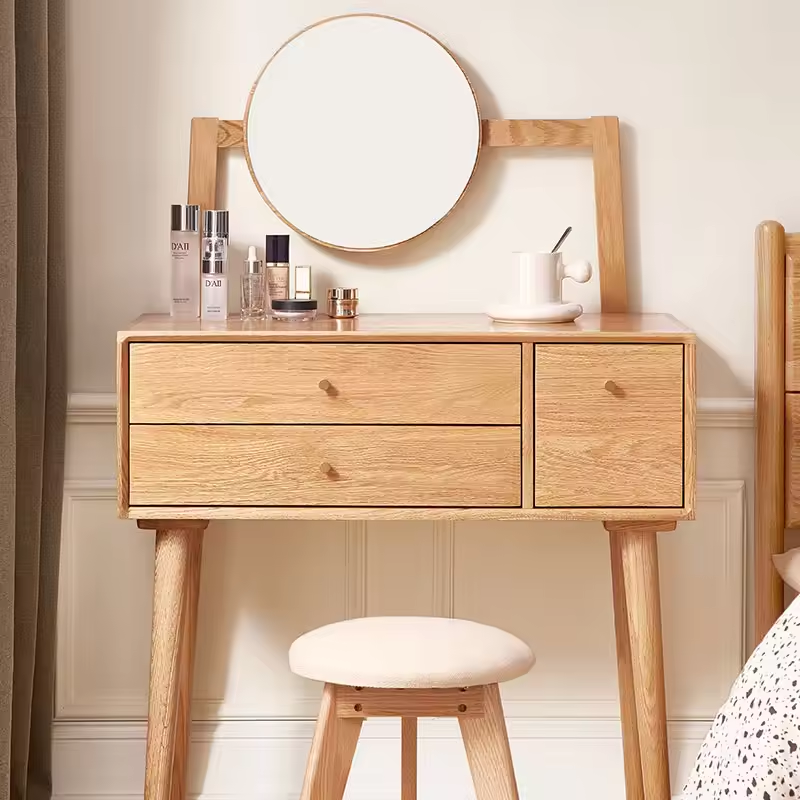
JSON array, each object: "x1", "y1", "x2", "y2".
[
  {"x1": 320, "y1": 462, "x2": 334, "y2": 475},
  {"x1": 604, "y1": 380, "x2": 619, "y2": 394},
  {"x1": 318, "y1": 379, "x2": 332, "y2": 391}
]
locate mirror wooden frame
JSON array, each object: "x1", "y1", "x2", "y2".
[{"x1": 186, "y1": 115, "x2": 629, "y2": 312}]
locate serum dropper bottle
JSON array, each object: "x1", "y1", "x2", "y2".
[
  {"x1": 201, "y1": 210, "x2": 229, "y2": 320},
  {"x1": 240, "y1": 245, "x2": 266, "y2": 319}
]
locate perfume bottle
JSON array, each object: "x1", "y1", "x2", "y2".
[
  {"x1": 170, "y1": 204, "x2": 200, "y2": 317},
  {"x1": 201, "y1": 210, "x2": 229, "y2": 320},
  {"x1": 240, "y1": 245, "x2": 266, "y2": 319}
]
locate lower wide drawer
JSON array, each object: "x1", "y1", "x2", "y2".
[{"x1": 128, "y1": 425, "x2": 521, "y2": 507}]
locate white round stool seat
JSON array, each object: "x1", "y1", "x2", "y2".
[{"x1": 289, "y1": 616, "x2": 534, "y2": 689}]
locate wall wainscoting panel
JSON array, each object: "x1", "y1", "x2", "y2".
[
  {"x1": 53, "y1": 717, "x2": 709, "y2": 800},
  {"x1": 57, "y1": 479, "x2": 745, "y2": 722}
]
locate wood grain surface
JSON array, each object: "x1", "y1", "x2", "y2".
[
  {"x1": 217, "y1": 119, "x2": 243, "y2": 148},
  {"x1": 299, "y1": 684, "x2": 362, "y2": 800},
  {"x1": 117, "y1": 338, "x2": 129, "y2": 515},
  {"x1": 336, "y1": 686, "x2": 484, "y2": 718},
  {"x1": 129, "y1": 343, "x2": 520, "y2": 425},
  {"x1": 534, "y1": 345, "x2": 684, "y2": 507},
  {"x1": 683, "y1": 342, "x2": 697, "y2": 518},
  {"x1": 609, "y1": 530, "x2": 645, "y2": 800},
  {"x1": 785, "y1": 394, "x2": 800, "y2": 528},
  {"x1": 401, "y1": 718, "x2": 417, "y2": 800},
  {"x1": 143, "y1": 528, "x2": 203, "y2": 800},
  {"x1": 786, "y1": 250, "x2": 800, "y2": 391},
  {"x1": 591, "y1": 117, "x2": 627, "y2": 313},
  {"x1": 127, "y1": 506, "x2": 693, "y2": 522},
  {"x1": 521, "y1": 344, "x2": 533, "y2": 508},
  {"x1": 120, "y1": 313, "x2": 694, "y2": 342},
  {"x1": 129, "y1": 425, "x2": 521, "y2": 508},
  {"x1": 755, "y1": 220, "x2": 786, "y2": 644},
  {"x1": 605, "y1": 523, "x2": 674, "y2": 800},
  {"x1": 167, "y1": 529, "x2": 203, "y2": 800},
  {"x1": 459, "y1": 683, "x2": 520, "y2": 800},
  {"x1": 482, "y1": 118, "x2": 591, "y2": 148}
]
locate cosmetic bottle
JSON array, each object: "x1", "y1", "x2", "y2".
[
  {"x1": 241, "y1": 245, "x2": 266, "y2": 319},
  {"x1": 294, "y1": 265, "x2": 312, "y2": 300},
  {"x1": 327, "y1": 287, "x2": 359, "y2": 318},
  {"x1": 170, "y1": 204, "x2": 200, "y2": 317},
  {"x1": 201, "y1": 210, "x2": 229, "y2": 320},
  {"x1": 265, "y1": 234, "x2": 290, "y2": 301}
]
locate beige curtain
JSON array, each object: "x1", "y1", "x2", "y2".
[{"x1": 0, "y1": 0, "x2": 67, "y2": 798}]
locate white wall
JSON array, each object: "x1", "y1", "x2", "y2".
[{"x1": 61, "y1": 0, "x2": 783, "y2": 797}]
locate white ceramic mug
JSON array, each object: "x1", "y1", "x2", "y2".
[{"x1": 514, "y1": 252, "x2": 592, "y2": 306}]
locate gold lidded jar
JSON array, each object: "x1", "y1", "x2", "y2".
[{"x1": 327, "y1": 287, "x2": 359, "y2": 319}]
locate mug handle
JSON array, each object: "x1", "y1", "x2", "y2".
[{"x1": 561, "y1": 260, "x2": 592, "y2": 284}]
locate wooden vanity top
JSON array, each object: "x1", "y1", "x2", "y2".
[{"x1": 120, "y1": 312, "x2": 694, "y2": 342}]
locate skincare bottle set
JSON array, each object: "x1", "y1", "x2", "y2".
[
  {"x1": 170, "y1": 204, "x2": 230, "y2": 321},
  {"x1": 170, "y1": 205, "x2": 359, "y2": 321}
]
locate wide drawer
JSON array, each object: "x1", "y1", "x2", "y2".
[
  {"x1": 534, "y1": 344, "x2": 684, "y2": 507},
  {"x1": 128, "y1": 343, "x2": 520, "y2": 424},
  {"x1": 128, "y1": 425, "x2": 521, "y2": 507}
]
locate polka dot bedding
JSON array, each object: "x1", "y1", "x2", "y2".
[{"x1": 683, "y1": 595, "x2": 800, "y2": 799}]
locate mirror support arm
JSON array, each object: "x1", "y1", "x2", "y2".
[{"x1": 188, "y1": 115, "x2": 627, "y2": 313}]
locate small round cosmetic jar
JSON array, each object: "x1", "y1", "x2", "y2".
[
  {"x1": 271, "y1": 299, "x2": 318, "y2": 321},
  {"x1": 327, "y1": 288, "x2": 359, "y2": 318}
]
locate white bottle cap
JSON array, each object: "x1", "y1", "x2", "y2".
[{"x1": 245, "y1": 245, "x2": 263, "y2": 274}]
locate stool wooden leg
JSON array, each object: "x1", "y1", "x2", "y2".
[
  {"x1": 301, "y1": 684, "x2": 363, "y2": 800},
  {"x1": 401, "y1": 717, "x2": 417, "y2": 800},
  {"x1": 459, "y1": 683, "x2": 519, "y2": 800},
  {"x1": 138, "y1": 522, "x2": 207, "y2": 800},
  {"x1": 606, "y1": 521, "x2": 674, "y2": 800}
]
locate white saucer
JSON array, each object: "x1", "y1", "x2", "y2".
[{"x1": 486, "y1": 302, "x2": 584, "y2": 324}]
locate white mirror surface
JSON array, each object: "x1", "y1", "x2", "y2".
[{"x1": 244, "y1": 15, "x2": 481, "y2": 251}]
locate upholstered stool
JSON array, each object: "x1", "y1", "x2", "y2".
[{"x1": 289, "y1": 616, "x2": 535, "y2": 800}]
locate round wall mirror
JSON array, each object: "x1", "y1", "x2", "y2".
[{"x1": 244, "y1": 14, "x2": 481, "y2": 252}]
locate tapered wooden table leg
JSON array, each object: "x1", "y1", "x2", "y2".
[
  {"x1": 605, "y1": 521, "x2": 675, "y2": 800},
  {"x1": 609, "y1": 531, "x2": 645, "y2": 800},
  {"x1": 138, "y1": 520, "x2": 208, "y2": 800}
]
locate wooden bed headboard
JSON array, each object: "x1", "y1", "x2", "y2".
[{"x1": 755, "y1": 221, "x2": 800, "y2": 645}]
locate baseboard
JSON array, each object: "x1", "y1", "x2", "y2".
[{"x1": 53, "y1": 717, "x2": 709, "y2": 800}]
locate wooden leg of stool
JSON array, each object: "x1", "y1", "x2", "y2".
[
  {"x1": 459, "y1": 683, "x2": 519, "y2": 800},
  {"x1": 300, "y1": 684, "x2": 362, "y2": 800},
  {"x1": 402, "y1": 717, "x2": 417, "y2": 800}
]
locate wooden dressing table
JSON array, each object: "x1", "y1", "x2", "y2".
[{"x1": 117, "y1": 311, "x2": 695, "y2": 800}]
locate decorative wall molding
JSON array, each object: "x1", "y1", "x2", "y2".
[
  {"x1": 57, "y1": 484, "x2": 369, "y2": 719},
  {"x1": 701, "y1": 480, "x2": 747, "y2": 688},
  {"x1": 52, "y1": 717, "x2": 708, "y2": 800},
  {"x1": 696, "y1": 397, "x2": 754, "y2": 428},
  {"x1": 432, "y1": 521, "x2": 455, "y2": 617},
  {"x1": 345, "y1": 521, "x2": 368, "y2": 619},
  {"x1": 67, "y1": 393, "x2": 117, "y2": 424},
  {"x1": 68, "y1": 393, "x2": 756, "y2": 428},
  {"x1": 57, "y1": 479, "x2": 746, "y2": 723},
  {"x1": 53, "y1": 716, "x2": 711, "y2": 743},
  {"x1": 57, "y1": 480, "x2": 138, "y2": 718}
]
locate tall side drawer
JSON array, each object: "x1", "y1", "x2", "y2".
[
  {"x1": 128, "y1": 343, "x2": 520, "y2": 424},
  {"x1": 128, "y1": 425, "x2": 521, "y2": 507},
  {"x1": 534, "y1": 344, "x2": 684, "y2": 507}
]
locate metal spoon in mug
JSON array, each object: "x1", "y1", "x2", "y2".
[{"x1": 551, "y1": 226, "x2": 573, "y2": 253}]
